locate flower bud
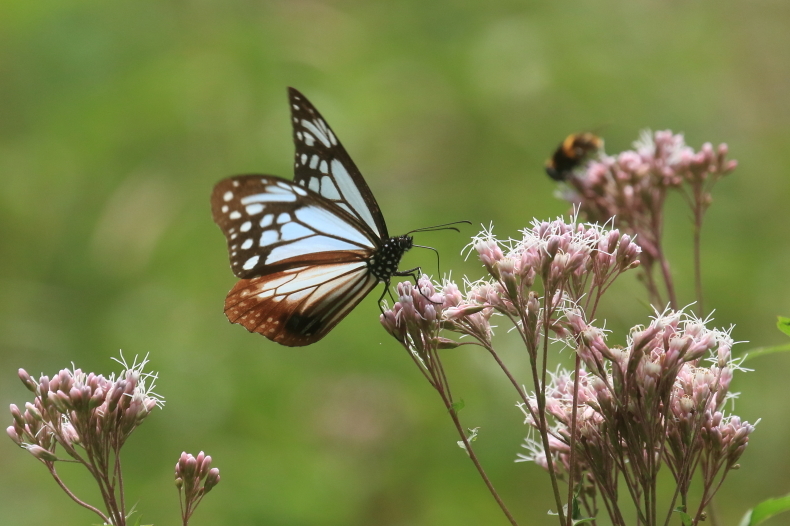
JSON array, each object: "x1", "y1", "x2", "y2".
[
  {"x1": 444, "y1": 304, "x2": 486, "y2": 320},
  {"x1": 69, "y1": 387, "x2": 83, "y2": 409},
  {"x1": 185, "y1": 455, "x2": 197, "y2": 478},
  {"x1": 546, "y1": 236, "x2": 561, "y2": 259},
  {"x1": 24, "y1": 402, "x2": 43, "y2": 422},
  {"x1": 38, "y1": 376, "x2": 50, "y2": 397},
  {"x1": 10, "y1": 404, "x2": 25, "y2": 427},
  {"x1": 605, "y1": 230, "x2": 620, "y2": 254},
  {"x1": 631, "y1": 325, "x2": 660, "y2": 353},
  {"x1": 496, "y1": 258, "x2": 519, "y2": 299},
  {"x1": 7, "y1": 425, "x2": 21, "y2": 445},
  {"x1": 435, "y1": 337, "x2": 461, "y2": 349},
  {"x1": 89, "y1": 388, "x2": 105, "y2": 409},
  {"x1": 18, "y1": 369, "x2": 37, "y2": 393},
  {"x1": 204, "y1": 468, "x2": 221, "y2": 492},
  {"x1": 200, "y1": 455, "x2": 212, "y2": 477},
  {"x1": 26, "y1": 444, "x2": 58, "y2": 462}
]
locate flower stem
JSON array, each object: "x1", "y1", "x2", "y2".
[
  {"x1": 531, "y1": 297, "x2": 567, "y2": 526},
  {"x1": 565, "y1": 353, "x2": 582, "y2": 526},
  {"x1": 440, "y1": 387, "x2": 520, "y2": 526},
  {"x1": 46, "y1": 462, "x2": 111, "y2": 524},
  {"x1": 692, "y1": 199, "x2": 705, "y2": 316}
]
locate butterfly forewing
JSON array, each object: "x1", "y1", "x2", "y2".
[
  {"x1": 224, "y1": 262, "x2": 378, "y2": 346},
  {"x1": 288, "y1": 88, "x2": 389, "y2": 240},
  {"x1": 210, "y1": 175, "x2": 377, "y2": 279}
]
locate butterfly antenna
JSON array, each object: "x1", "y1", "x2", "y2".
[{"x1": 405, "y1": 220, "x2": 472, "y2": 235}]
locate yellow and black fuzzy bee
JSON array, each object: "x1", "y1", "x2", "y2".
[{"x1": 545, "y1": 132, "x2": 603, "y2": 181}]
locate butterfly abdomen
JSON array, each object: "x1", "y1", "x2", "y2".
[{"x1": 368, "y1": 236, "x2": 413, "y2": 281}]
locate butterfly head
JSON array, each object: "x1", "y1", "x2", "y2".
[{"x1": 368, "y1": 235, "x2": 413, "y2": 282}]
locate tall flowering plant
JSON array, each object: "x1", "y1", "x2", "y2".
[
  {"x1": 7, "y1": 354, "x2": 221, "y2": 526},
  {"x1": 381, "y1": 133, "x2": 754, "y2": 526},
  {"x1": 563, "y1": 130, "x2": 736, "y2": 312}
]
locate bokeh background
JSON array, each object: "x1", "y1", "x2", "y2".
[{"x1": 2, "y1": 0, "x2": 789, "y2": 524}]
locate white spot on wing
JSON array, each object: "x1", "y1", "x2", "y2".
[
  {"x1": 293, "y1": 186, "x2": 307, "y2": 196},
  {"x1": 308, "y1": 178, "x2": 320, "y2": 192},
  {"x1": 319, "y1": 160, "x2": 328, "y2": 174},
  {"x1": 221, "y1": 205, "x2": 229, "y2": 213},
  {"x1": 260, "y1": 230, "x2": 279, "y2": 246},
  {"x1": 229, "y1": 211, "x2": 242, "y2": 220},
  {"x1": 240, "y1": 221, "x2": 252, "y2": 232},
  {"x1": 260, "y1": 214, "x2": 274, "y2": 227},
  {"x1": 303, "y1": 133, "x2": 315, "y2": 146},
  {"x1": 277, "y1": 213, "x2": 291, "y2": 224},
  {"x1": 241, "y1": 192, "x2": 297, "y2": 203},
  {"x1": 223, "y1": 191, "x2": 233, "y2": 202},
  {"x1": 242, "y1": 255, "x2": 259, "y2": 270},
  {"x1": 321, "y1": 176, "x2": 341, "y2": 200},
  {"x1": 280, "y1": 222, "x2": 313, "y2": 240},
  {"x1": 300, "y1": 153, "x2": 308, "y2": 165},
  {"x1": 301, "y1": 120, "x2": 331, "y2": 147},
  {"x1": 246, "y1": 204, "x2": 264, "y2": 215},
  {"x1": 241, "y1": 238, "x2": 253, "y2": 249},
  {"x1": 309, "y1": 155, "x2": 320, "y2": 169}
]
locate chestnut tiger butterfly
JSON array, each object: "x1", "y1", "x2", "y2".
[{"x1": 211, "y1": 88, "x2": 435, "y2": 347}]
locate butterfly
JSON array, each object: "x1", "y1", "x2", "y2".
[{"x1": 211, "y1": 88, "x2": 420, "y2": 347}]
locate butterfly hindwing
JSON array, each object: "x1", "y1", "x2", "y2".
[
  {"x1": 210, "y1": 175, "x2": 377, "y2": 279},
  {"x1": 288, "y1": 87, "x2": 389, "y2": 240},
  {"x1": 224, "y1": 262, "x2": 379, "y2": 346}
]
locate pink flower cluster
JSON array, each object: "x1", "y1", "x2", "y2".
[
  {"x1": 7, "y1": 355, "x2": 163, "y2": 526},
  {"x1": 380, "y1": 211, "x2": 754, "y2": 525},
  {"x1": 567, "y1": 130, "x2": 737, "y2": 228},
  {"x1": 176, "y1": 451, "x2": 221, "y2": 525},
  {"x1": 518, "y1": 309, "x2": 754, "y2": 522},
  {"x1": 8, "y1": 356, "x2": 162, "y2": 459},
  {"x1": 381, "y1": 216, "x2": 641, "y2": 357},
  {"x1": 558, "y1": 130, "x2": 737, "y2": 311}
]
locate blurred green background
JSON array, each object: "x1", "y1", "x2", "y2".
[{"x1": 2, "y1": 0, "x2": 789, "y2": 524}]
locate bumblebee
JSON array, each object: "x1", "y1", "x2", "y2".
[{"x1": 545, "y1": 132, "x2": 603, "y2": 181}]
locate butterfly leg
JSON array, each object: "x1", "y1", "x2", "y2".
[
  {"x1": 394, "y1": 266, "x2": 422, "y2": 288},
  {"x1": 377, "y1": 284, "x2": 397, "y2": 314},
  {"x1": 394, "y1": 267, "x2": 443, "y2": 306}
]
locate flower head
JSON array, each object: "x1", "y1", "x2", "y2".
[{"x1": 8, "y1": 353, "x2": 163, "y2": 463}]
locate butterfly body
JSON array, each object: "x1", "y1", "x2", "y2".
[
  {"x1": 367, "y1": 236, "x2": 414, "y2": 281},
  {"x1": 211, "y1": 88, "x2": 416, "y2": 347}
]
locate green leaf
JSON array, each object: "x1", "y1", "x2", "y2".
[
  {"x1": 673, "y1": 507, "x2": 693, "y2": 526},
  {"x1": 778, "y1": 316, "x2": 790, "y2": 338},
  {"x1": 450, "y1": 399, "x2": 465, "y2": 413},
  {"x1": 569, "y1": 482, "x2": 595, "y2": 524},
  {"x1": 571, "y1": 492, "x2": 581, "y2": 520},
  {"x1": 738, "y1": 494, "x2": 790, "y2": 526}
]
